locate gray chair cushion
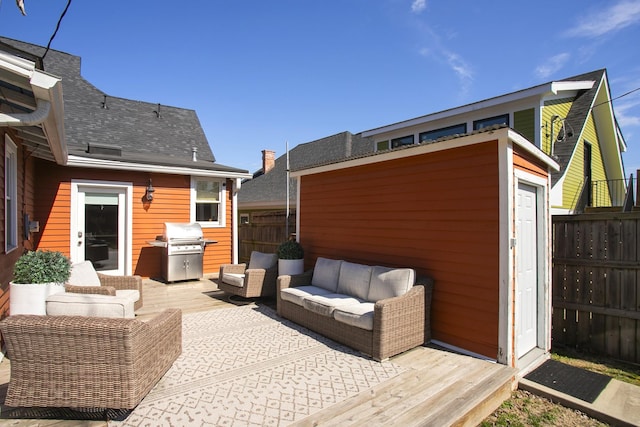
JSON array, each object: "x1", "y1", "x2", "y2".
[
  {"x1": 303, "y1": 293, "x2": 362, "y2": 317},
  {"x1": 336, "y1": 261, "x2": 372, "y2": 300},
  {"x1": 248, "y1": 251, "x2": 277, "y2": 270},
  {"x1": 333, "y1": 302, "x2": 375, "y2": 330},
  {"x1": 311, "y1": 257, "x2": 342, "y2": 292},
  {"x1": 280, "y1": 285, "x2": 331, "y2": 306},
  {"x1": 367, "y1": 266, "x2": 416, "y2": 302},
  {"x1": 68, "y1": 261, "x2": 101, "y2": 287}
]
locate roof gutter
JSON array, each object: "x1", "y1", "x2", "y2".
[{"x1": 0, "y1": 51, "x2": 67, "y2": 165}]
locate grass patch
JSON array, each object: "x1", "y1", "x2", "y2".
[{"x1": 551, "y1": 345, "x2": 640, "y2": 386}]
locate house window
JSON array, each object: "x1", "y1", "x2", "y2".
[
  {"x1": 473, "y1": 114, "x2": 509, "y2": 130},
  {"x1": 391, "y1": 135, "x2": 415, "y2": 148},
  {"x1": 419, "y1": 123, "x2": 467, "y2": 143},
  {"x1": 376, "y1": 140, "x2": 390, "y2": 151},
  {"x1": 191, "y1": 177, "x2": 225, "y2": 227},
  {"x1": 5, "y1": 136, "x2": 18, "y2": 253}
]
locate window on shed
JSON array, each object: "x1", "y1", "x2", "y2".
[
  {"x1": 473, "y1": 114, "x2": 509, "y2": 130},
  {"x1": 191, "y1": 177, "x2": 225, "y2": 227},
  {"x1": 391, "y1": 135, "x2": 415, "y2": 148},
  {"x1": 419, "y1": 123, "x2": 467, "y2": 143}
]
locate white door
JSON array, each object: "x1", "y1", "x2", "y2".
[
  {"x1": 72, "y1": 184, "x2": 128, "y2": 275},
  {"x1": 516, "y1": 183, "x2": 539, "y2": 358}
]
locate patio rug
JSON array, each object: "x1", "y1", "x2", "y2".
[
  {"x1": 524, "y1": 359, "x2": 612, "y2": 403},
  {"x1": 108, "y1": 304, "x2": 405, "y2": 427}
]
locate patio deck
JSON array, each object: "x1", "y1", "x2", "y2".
[{"x1": 0, "y1": 276, "x2": 516, "y2": 426}]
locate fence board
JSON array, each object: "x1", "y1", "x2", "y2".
[
  {"x1": 552, "y1": 212, "x2": 640, "y2": 363},
  {"x1": 238, "y1": 211, "x2": 296, "y2": 263}
]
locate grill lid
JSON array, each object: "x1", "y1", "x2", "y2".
[{"x1": 163, "y1": 222, "x2": 203, "y2": 241}]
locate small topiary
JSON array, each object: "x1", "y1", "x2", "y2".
[
  {"x1": 12, "y1": 250, "x2": 72, "y2": 284},
  {"x1": 277, "y1": 240, "x2": 304, "y2": 260}
]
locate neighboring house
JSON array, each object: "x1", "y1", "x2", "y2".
[
  {"x1": 0, "y1": 37, "x2": 250, "y2": 316},
  {"x1": 364, "y1": 69, "x2": 626, "y2": 214},
  {"x1": 291, "y1": 125, "x2": 559, "y2": 372}
]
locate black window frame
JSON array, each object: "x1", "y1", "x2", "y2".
[
  {"x1": 473, "y1": 114, "x2": 509, "y2": 130},
  {"x1": 419, "y1": 123, "x2": 467, "y2": 143},
  {"x1": 390, "y1": 134, "x2": 415, "y2": 148}
]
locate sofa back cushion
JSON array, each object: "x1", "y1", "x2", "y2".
[
  {"x1": 311, "y1": 257, "x2": 342, "y2": 292},
  {"x1": 337, "y1": 261, "x2": 372, "y2": 300},
  {"x1": 68, "y1": 261, "x2": 101, "y2": 287},
  {"x1": 367, "y1": 266, "x2": 416, "y2": 302},
  {"x1": 248, "y1": 251, "x2": 277, "y2": 270}
]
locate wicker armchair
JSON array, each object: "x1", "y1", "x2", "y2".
[
  {"x1": 218, "y1": 251, "x2": 278, "y2": 298},
  {"x1": 0, "y1": 309, "x2": 182, "y2": 410},
  {"x1": 64, "y1": 261, "x2": 143, "y2": 310}
]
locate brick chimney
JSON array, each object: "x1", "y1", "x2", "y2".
[{"x1": 262, "y1": 149, "x2": 275, "y2": 173}]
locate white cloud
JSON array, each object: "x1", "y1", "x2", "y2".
[
  {"x1": 411, "y1": 0, "x2": 427, "y2": 14},
  {"x1": 564, "y1": 0, "x2": 640, "y2": 38},
  {"x1": 535, "y1": 52, "x2": 571, "y2": 79},
  {"x1": 616, "y1": 98, "x2": 640, "y2": 127},
  {"x1": 445, "y1": 52, "x2": 473, "y2": 84}
]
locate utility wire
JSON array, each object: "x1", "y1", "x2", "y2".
[
  {"x1": 42, "y1": 0, "x2": 73, "y2": 61},
  {"x1": 592, "y1": 86, "x2": 640, "y2": 110}
]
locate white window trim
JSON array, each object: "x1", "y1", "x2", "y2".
[
  {"x1": 190, "y1": 176, "x2": 226, "y2": 228},
  {"x1": 5, "y1": 135, "x2": 18, "y2": 253}
]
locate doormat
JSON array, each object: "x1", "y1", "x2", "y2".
[{"x1": 524, "y1": 359, "x2": 611, "y2": 403}]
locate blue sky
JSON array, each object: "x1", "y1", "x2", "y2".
[{"x1": 2, "y1": 0, "x2": 640, "y2": 175}]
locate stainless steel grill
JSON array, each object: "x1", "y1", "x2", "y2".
[{"x1": 156, "y1": 222, "x2": 205, "y2": 282}]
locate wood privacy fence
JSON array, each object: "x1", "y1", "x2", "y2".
[
  {"x1": 238, "y1": 211, "x2": 295, "y2": 263},
  {"x1": 552, "y1": 212, "x2": 640, "y2": 363}
]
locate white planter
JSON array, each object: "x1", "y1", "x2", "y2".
[
  {"x1": 10, "y1": 282, "x2": 65, "y2": 315},
  {"x1": 278, "y1": 259, "x2": 305, "y2": 276}
]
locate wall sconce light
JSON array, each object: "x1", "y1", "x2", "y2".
[{"x1": 145, "y1": 179, "x2": 155, "y2": 201}]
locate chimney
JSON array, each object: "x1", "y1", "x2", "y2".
[{"x1": 262, "y1": 149, "x2": 275, "y2": 173}]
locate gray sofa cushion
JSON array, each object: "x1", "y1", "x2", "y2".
[
  {"x1": 336, "y1": 261, "x2": 372, "y2": 300},
  {"x1": 303, "y1": 293, "x2": 362, "y2": 317},
  {"x1": 311, "y1": 257, "x2": 342, "y2": 292},
  {"x1": 333, "y1": 302, "x2": 375, "y2": 330},
  {"x1": 367, "y1": 266, "x2": 416, "y2": 302},
  {"x1": 280, "y1": 285, "x2": 331, "y2": 306}
]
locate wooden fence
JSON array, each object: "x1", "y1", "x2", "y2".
[
  {"x1": 552, "y1": 212, "x2": 640, "y2": 363},
  {"x1": 238, "y1": 211, "x2": 295, "y2": 263}
]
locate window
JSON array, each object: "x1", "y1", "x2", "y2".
[
  {"x1": 376, "y1": 140, "x2": 390, "y2": 151},
  {"x1": 391, "y1": 135, "x2": 415, "y2": 148},
  {"x1": 191, "y1": 177, "x2": 225, "y2": 227},
  {"x1": 240, "y1": 214, "x2": 250, "y2": 225},
  {"x1": 419, "y1": 123, "x2": 467, "y2": 143},
  {"x1": 5, "y1": 136, "x2": 18, "y2": 253},
  {"x1": 473, "y1": 114, "x2": 509, "y2": 130}
]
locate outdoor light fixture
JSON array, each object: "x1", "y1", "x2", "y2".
[
  {"x1": 548, "y1": 115, "x2": 575, "y2": 158},
  {"x1": 145, "y1": 179, "x2": 155, "y2": 202}
]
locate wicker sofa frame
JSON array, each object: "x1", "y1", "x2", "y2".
[
  {"x1": 277, "y1": 270, "x2": 433, "y2": 361},
  {"x1": 65, "y1": 272, "x2": 143, "y2": 310},
  {"x1": 0, "y1": 309, "x2": 181, "y2": 410}
]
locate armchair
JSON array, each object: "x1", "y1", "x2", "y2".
[
  {"x1": 65, "y1": 261, "x2": 143, "y2": 310},
  {"x1": 218, "y1": 251, "x2": 278, "y2": 298}
]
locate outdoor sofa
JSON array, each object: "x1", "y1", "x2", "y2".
[
  {"x1": 0, "y1": 309, "x2": 182, "y2": 410},
  {"x1": 277, "y1": 257, "x2": 433, "y2": 361}
]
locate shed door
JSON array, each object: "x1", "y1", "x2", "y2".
[{"x1": 516, "y1": 183, "x2": 539, "y2": 358}]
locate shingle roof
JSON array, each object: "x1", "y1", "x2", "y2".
[
  {"x1": 0, "y1": 37, "x2": 247, "y2": 173},
  {"x1": 239, "y1": 131, "x2": 373, "y2": 206}
]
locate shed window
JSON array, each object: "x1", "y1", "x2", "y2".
[
  {"x1": 474, "y1": 114, "x2": 509, "y2": 130},
  {"x1": 191, "y1": 177, "x2": 225, "y2": 227},
  {"x1": 5, "y1": 136, "x2": 18, "y2": 253},
  {"x1": 419, "y1": 123, "x2": 467, "y2": 143}
]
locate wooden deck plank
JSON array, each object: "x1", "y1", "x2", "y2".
[{"x1": 0, "y1": 276, "x2": 515, "y2": 426}]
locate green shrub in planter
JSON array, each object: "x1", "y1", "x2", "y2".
[
  {"x1": 12, "y1": 250, "x2": 71, "y2": 284},
  {"x1": 277, "y1": 240, "x2": 304, "y2": 260}
]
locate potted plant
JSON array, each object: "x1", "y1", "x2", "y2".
[
  {"x1": 277, "y1": 239, "x2": 305, "y2": 276},
  {"x1": 10, "y1": 250, "x2": 71, "y2": 315}
]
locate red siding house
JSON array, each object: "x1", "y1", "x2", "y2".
[
  {"x1": 0, "y1": 38, "x2": 250, "y2": 319},
  {"x1": 291, "y1": 126, "x2": 559, "y2": 372}
]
